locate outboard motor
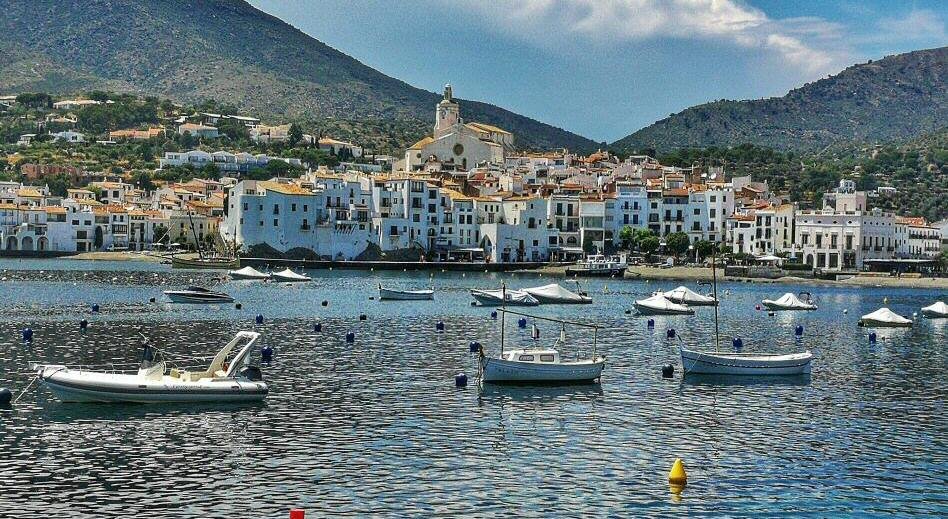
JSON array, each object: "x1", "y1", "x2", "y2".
[{"x1": 239, "y1": 365, "x2": 264, "y2": 382}]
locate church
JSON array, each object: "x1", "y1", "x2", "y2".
[{"x1": 403, "y1": 85, "x2": 514, "y2": 171}]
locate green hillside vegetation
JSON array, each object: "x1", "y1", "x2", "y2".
[
  {"x1": 0, "y1": 0, "x2": 596, "y2": 154},
  {"x1": 613, "y1": 47, "x2": 947, "y2": 153}
]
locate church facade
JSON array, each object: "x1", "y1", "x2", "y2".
[{"x1": 404, "y1": 85, "x2": 513, "y2": 171}]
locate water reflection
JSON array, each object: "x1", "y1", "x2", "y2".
[
  {"x1": 478, "y1": 382, "x2": 604, "y2": 403},
  {"x1": 681, "y1": 373, "x2": 812, "y2": 387}
]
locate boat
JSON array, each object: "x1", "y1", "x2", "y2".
[
  {"x1": 678, "y1": 244, "x2": 813, "y2": 377},
  {"x1": 163, "y1": 286, "x2": 234, "y2": 304},
  {"x1": 479, "y1": 308, "x2": 605, "y2": 383},
  {"x1": 761, "y1": 292, "x2": 817, "y2": 311},
  {"x1": 663, "y1": 286, "x2": 717, "y2": 306},
  {"x1": 31, "y1": 331, "x2": 268, "y2": 403},
  {"x1": 565, "y1": 254, "x2": 628, "y2": 277},
  {"x1": 229, "y1": 266, "x2": 270, "y2": 280},
  {"x1": 523, "y1": 283, "x2": 592, "y2": 304},
  {"x1": 680, "y1": 347, "x2": 813, "y2": 376},
  {"x1": 633, "y1": 293, "x2": 694, "y2": 315},
  {"x1": 270, "y1": 268, "x2": 312, "y2": 283},
  {"x1": 920, "y1": 301, "x2": 948, "y2": 318},
  {"x1": 379, "y1": 284, "x2": 434, "y2": 301},
  {"x1": 470, "y1": 288, "x2": 539, "y2": 306},
  {"x1": 858, "y1": 307, "x2": 913, "y2": 327},
  {"x1": 171, "y1": 255, "x2": 239, "y2": 270}
]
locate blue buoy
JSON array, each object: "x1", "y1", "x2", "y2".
[
  {"x1": 661, "y1": 365, "x2": 674, "y2": 378},
  {"x1": 314, "y1": 323, "x2": 322, "y2": 332},
  {"x1": 647, "y1": 319, "x2": 655, "y2": 329},
  {"x1": 436, "y1": 321, "x2": 445, "y2": 332},
  {"x1": 733, "y1": 337, "x2": 743, "y2": 349},
  {"x1": 149, "y1": 297, "x2": 156, "y2": 303},
  {"x1": 235, "y1": 303, "x2": 242, "y2": 310},
  {"x1": 22, "y1": 328, "x2": 33, "y2": 343},
  {"x1": 869, "y1": 332, "x2": 877, "y2": 344},
  {"x1": 490, "y1": 311, "x2": 497, "y2": 320},
  {"x1": 469, "y1": 341, "x2": 481, "y2": 353},
  {"x1": 260, "y1": 345, "x2": 274, "y2": 363},
  {"x1": 359, "y1": 314, "x2": 367, "y2": 321},
  {"x1": 255, "y1": 314, "x2": 264, "y2": 325},
  {"x1": 666, "y1": 328, "x2": 676, "y2": 339},
  {"x1": 346, "y1": 331, "x2": 355, "y2": 343},
  {"x1": 321, "y1": 300, "x2": 329, "y2": 307},
  {"x1": 455, "y1": 372, "x2": 468, "y2": 388},
  {"x1": 518, "y1": 318, "x2": 527, "y2": 329},
  {"x1": 0, "y1": 387, "x2": 12, "y2": 406},
  {"x1": 795, "y1": 325, "x2": 804, "y2": 337},
  {"x1": 91, "y1": 303, "x2": 99, "y2": 313},
  {"x1": 79, "y1": 319, "x2": 88, "y2": 332}
]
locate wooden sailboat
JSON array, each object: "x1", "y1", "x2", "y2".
[{"x1": 171, "y1": 210, "x2": 239, "y2": 269}]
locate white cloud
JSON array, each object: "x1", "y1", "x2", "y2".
[
  {"x1": 877, "y1": 9, "x2": 946, "y2": 41},
  {"x1": 447, "y1": 0, "x2": 850, "y2": 75}
]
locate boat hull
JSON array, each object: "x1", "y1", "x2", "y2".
[
  {"x1": 761, "y1": 301, "x2": 817, "y2": 311},
  {"x1": 680, "y1": 348, "x2": 812, "y2": 376},
  {"x1": 565, "y1": 267, "x2": 626, "y2": 277},
  {"x1": 857, "y1": 319, "x2": 913, "y2": 327},
  {"x1": 470, "y1": 290, "x2": 539, "y2": 306},
  {"x1": 171, "y1": 257, "x2": 239, "y2": 270},
  {"x1": 164, "y1": 292, "x2": 234, "y2": 304},
  {"x1": 665, "y1": 296, "x2": 717, "y2": 306},
  {"x1": 528, "y1": 294, "x2": 592, "y2": 304},
  {"x1": 482, "y1": 357, "x2": 604, "y2": 383},
  {"x1": 379, "y1": 288, "x2": 434, "y2": 300},
  {"x1": 270, "y1": 274, "x2": 311, "y2": 283},
  {"x1": 39, "y1": 373, "x2": 268, "y2": 403},
  {"x1": 633, "y1": 302, "x2": 694, "y2": 315},
  {"x1": 229, "y1": 273, "x2": 270, "y2": 280}
]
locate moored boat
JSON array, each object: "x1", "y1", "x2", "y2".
[
  {"x1": 663, "y1": 286, "x2": 718, "y2": 306},
  {"x1": 32, "y1": 331, "x2": 268, "y2": 403},
  {"x1": 633, "y1": 293, "x2": 694, "y2": 315},
  {"x1": 858, "y1": 307, "x2": 913, "y2": 327},
  {"x1": 229, "y1": 266, "x2": 270, "y2": 280},
  {"x1": 565, "y1": 254, "x2": 628, "y2": 277},
  {"x1": 270, "y1": 268, "x2": 312, "y2": 283},
  {"x1": 164, "y1": 286, "x2": 234, "y2": 304},
  {"x1": 680, "y1": 347, "x2": 813, "y2": 376},
  {"x1": 171, "y1": 255, "x2": 240, "y2": 270},
  {"x1": 470, "y1": 288, "x2": 539, "y2": 306},
  {"x1": 920, "y1": 301, "x2": 948, "y2": 318},
  {"x1": 379, "y1": 284, "x2": 434, "y2": 300},
  {"x1": 761, "y1": 292, "x2": 817, "y2": 311},
  {"x1": 523, "y1": 283, "x2": 592, "y2": 304}
]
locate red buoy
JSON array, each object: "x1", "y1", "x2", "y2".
[{"x1": 290, "y1": 509, "x2": 305, "y2": 519}]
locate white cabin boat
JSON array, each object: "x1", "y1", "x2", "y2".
[
  {"x1": 633, "y1": 293, "x2": 694, "y2": 315},
  {"x1": 680, "y1": 347, "x2": 813, "y2": 376},
  {"x1": 229, "y1": 266, "x2": 270, "y2": 280},
  {"x1": 471, "y1": 288, "x2": 539, "y2": 306},
  {"x1": 663, "y1": 286, "x2": 717, "y2": 306},
  {"x1": 164, "y1": 286, "x2": 234, "y2": 304},
  {"x1": 762, "y1": 292, "x2": 817, "y2": 311},
  {"x1": 481, "y1": 348, "x2": 605, "y2": 383},
  {"x1": 858, "y1": 307, "x2": 913, "y2": 327},
  {"x1": 921, "y1": 301, "x2": 948, "y2": 318},
  {"x1": 270, "y1": 268, "x2": 312, "y2": 283},
  {"x1": 565, "y1": 254, "x2": 627, "y2": 277},
  {"x1": 32, "y1": 331, "x2": 268, "y2": 403},
  {"x1": 379, "y1": 284, "x2": 434, "y2": 301},
  {"x1": 523, "y1": 283, "x2": 592, "y2": 304}
]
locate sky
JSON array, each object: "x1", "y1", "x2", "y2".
[{"x1": 249, "y1": 0, "x2": 947, "y2": 143}]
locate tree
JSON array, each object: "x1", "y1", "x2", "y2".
[
  {"x1": 694, "y1": 240, "x2": 714, "y2": 260},
  {"x1": 619, "y1": 226, "x2": 635, "y2": 249},
  {"x1": 132, "y1": 171, "x2": 155, "y2": 192},
  {"x1": 639, "y1": 236, "x2": 660, "y2": 256},
  {"x1": 665, "y1": 232, "x2": 690, "y2": 257},
  {"x1": 46, "y1": 174, "x2": 71, "y2": 198},
  {"x1": 287, "y1": 123, "x2": 303, "y2": 147},
  {"x1": 87, "y1": 185, "x2": 103, "y2": 201},
  {"x1": 198, "y1": 162, "x2": 220, "y2": 180},
  {"x1": 152, "y1": 224, "x2": 169, "y2": 245}
]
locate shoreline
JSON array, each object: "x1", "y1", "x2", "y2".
[{"x1": 11, "y1": 252, "x2": 948, "y2": 289}]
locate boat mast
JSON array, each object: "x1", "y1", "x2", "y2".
[
  {"x1": 500, "y1": 282, "x2": 506, "y2": 355},
  {"x1": 711, "y1": 243, "x2": 720, "y2": 351},
  {"x1": 186, "y1": 208, "x2": 204, "y2": 260}
]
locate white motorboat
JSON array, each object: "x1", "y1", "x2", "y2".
[
  {"x1": 479, "y1": 308, "x2": 605, "y2": 383},
  {"x1": 471, "y1": 288, "x2": 540, "y2": 306},
  {"x1": 680, "y1": 347, "x2": 813, "y2": 376},
  {"x1": 858, "y1": 307, "x2": 913, "y2": 327},
  {"x1": 523, "y1": 283, "x2": 592, "y2": 304},
  {"x1": 663, "y1": 286, "x2": 717, "y2": 306},
  {"x1": 32, "y1": 331, "x2": 268, "y2": 403},
  {"x1": 164, "y1": 286, "x2": 234, "y2": 304},
  {"x1": 229, "y1": 266, "x2": 270, "y2": 280},
  {"x1": 379, "y1": 284, "x2": 434, "y2": 301},
  {"x1": 920, "y1": 301, "x2": 948, "y2": 318},
  {"x1": 565, "y1": 254, "x2": 628, "y2": 277},
  {"x1": 633, "y1": 293, "x2": 694, "y2": 315},
  {"x1": 270, "y1": 268, "x2": 312, "y2": 283},
  {"x1": 761, "y1": 292, "x2": 817, "y2": 311}
]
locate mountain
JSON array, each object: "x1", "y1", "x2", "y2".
[
  {"x1": 612, "y1": 47, "x2": 948, "y2": 153},
  {"x1": 0, "y1": 0, "x2": 597, "y2": 153}
]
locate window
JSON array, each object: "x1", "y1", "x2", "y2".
[
  {"x1": 710, "y1": 195, "x2": 716, "y2": 202},
  {"x1": 291, "y1": 203, "x2": 297, "y2": 211},
  {"x1": 243, "y1": 203, "x2": 248, "y2": 211},
  {"x1": 518, "y1": 355, "x2": 535, "y2": 361},
  {"x1": 273, "y1": 219, "x2": 279, "y2": 227},
  {"x1": 303, "y1": 205, "x2": 308, "y2": 212},
  {"x1": 694, "y1": 208, "x2": 700, "y2": 215},
  {"x1": 273, "y1": 205, "x2": 279, "y2": 215},
  {"x1": 539, "y1": 354, "x2": 555, "y2": 362}
]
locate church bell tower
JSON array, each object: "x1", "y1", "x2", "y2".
[{"x1": 434, "y1": 83, "x2": 460, "y2": 139}]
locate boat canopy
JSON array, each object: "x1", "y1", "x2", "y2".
[
  {"x1": 860, "y1": 307, "x2": 912, "y2": 325},
  {"x1": 272, "y1": 268, "x2": 310, "y2": 281},
  {"x1": 524, "y1": 283, "x2": 589, "y2": 303},
  {"x1": 663, "y1": 286, "x2": 716, "y2": 304},
  {"x1": 230, "y1": 266, "x2": 268, "y2": 277},
  {"x1": 636, "y1": 293, "x2": 692, "y2": 313},
  {"x1": 765, "y1": 292, "x2": 812, "y2": 308},
  {"x1": 921, "y1": 301, "x2": 948, "y2": 316}
]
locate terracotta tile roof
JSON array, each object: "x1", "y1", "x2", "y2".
[{"x1": 258, "y1": 181, "x2": 314, "y2": 196}]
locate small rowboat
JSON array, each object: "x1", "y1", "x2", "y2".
[
  {"x1": 858, "y1": 307, "x2": 913, "y2": 327},
  {"x1": 270, "y1": 268, "x2": 312, "y2": 283},
  {"x1": 762, "y1": 292, "x2": 817, "y2": 311},
  {"x1": 32, "y1": 331, "x2": 268, "y2": 403},
  {"x1": 663, "y1": 286, "x2": 717, "y2": 306},
  {"x1": 523, "y1": 283, "x2": 592, "y2": 304},
  {"x1": 633, "y1": 293, "x2": 694, "y2": 315},
  {"x1": 680, "y1": 347, "x2": 813, "y2": 376},
  {"x1": 379, "y1": 284, "x2": 434, "y2": 300}
]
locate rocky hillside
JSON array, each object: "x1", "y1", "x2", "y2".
[
  {"x1": 612, "y1": 47, "x2": 948, "y2": 153},
  {"x1": 0, "y1": 0, "x2": 597, "y2": 152}
]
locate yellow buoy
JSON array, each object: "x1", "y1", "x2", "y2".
[{"x1": 668, "y1": 458, "x2": 687, "y2": 485}]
